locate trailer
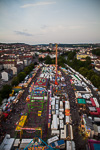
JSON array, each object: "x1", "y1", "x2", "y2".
[
  {"x1": 59, "y1": 112, "x2": 64, "y2": 119},
  {"x1": 60, "y1": 125, "x2": 66, "y2": 139},
  {"x1": 51, "y1": 130, "x2": 59, "y2": 135},
  {"x1": 55, "y1": 104, "x2": 59, "y2": 110},
  {"x1": 94, "y1": 117, "x2": 100, "y2": 122},
  {"x1": 56, "y1": 110, "x2": 59, "y2": 115},
  {"x1": 60, "y1": 101, "x2": 63, "y2": 109},
  {"x1": 51, "y1": 114, "x2": 58, "y2": 130},
  {"x1": 70, "y1": 125, "x2": 73, "y2": 140},
  {"x1": 47, "y1": 136, "x2": 59, "y2": 144},
  {"x1": 59, "y1": 120, "x2": 64, "y2": 129},
  {"x1": 65, "y1": 101, "x2": 70, "y2": 109},
  {"x1": 66, "y1": 141, "x2": 75, "y2": 150},
  {"x1": 59, "y1": 108, "x2": 64, "y2": 112},
  {"x1": 65, "y1": 116, "x2": 70, "y2": 124}
]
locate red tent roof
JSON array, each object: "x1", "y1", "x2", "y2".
[
  {"x1": 97, "y1": 108, "x2": 100, "y2": 114},
  {"x1": 90, "y1": 98, "x2": 96, "y2": 107},
  {"x1": 35, "y1": 78, "x2": 48, "y2": 87},
  {"x1": 3, "y1": 112, "x2": 9, "y2": 118},
  {"x1": 90, "y1": 111, "x2": 99, "y2": 116}
]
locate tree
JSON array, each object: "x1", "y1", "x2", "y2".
[
  {"x1": 85, "y1": 56, "x2": 92, "y2": 69},
  {"x1": 28, "y1": 66, "x2": 33, "y2": 72},
  {"x1": 45, "y1": 55, "x2": 52, "y2": 64},
  {"x1": 66, "y1": 51, "x2": 100, "y2": 89},
  {"x1": 0, "y1": 94, "x2": 2, "y2": 105},
  {"x1": 47, "y1": 49, "x2": 51, "y2": 53},
  {"x1": 87, "y1": 70, "x2": 95, "y2": 80},
  {"x1": 35, "y1": 53, "x2": 38, "y2": 57},
  {"x1": 91, "y1": 75, "x2": 100, "y2": 87},
  {"x1": 86, "y1": 56, "x2": 91, "y2": 64},
  {"x1": 11, "y1": 77, "x2": 19, "y2": 86},
  {"x1": 79, "y1": 67, "x2": 88, "y2": 77},
  {"x1": 52, "y1": 59, "x2": 55, "y2": 64},
  {"x1": 68, "y1": 51, "x2": 76, "y2": 60},
  {"x1": 39, "y1": 49, "x2": 44, "y2": 53},
  {"x1": 58, "y1": 56, "x2": 66, "y2": 67},
  {"x1": 30, "y1": 63, "x2": 34, "y2": 69},
  {"x1": 98, "y1": 86, "x2": 100, "y2": 91},
  {"x1": 18, "y1": 72, "x2": 26, "y2": 82},
  {"x1": 39, "y1": 57, "x2": 45, "y2": 62},
  {"x1": 24, "y1": 67, "x2": 30, "y2": 75},
  {"x1": 1, "y1": 84, "x2": 12, "y2": 99},
  {"x1": 92, "y1": 49, "x2": 100, "y2": 56},
  {"x1": 34, "y1": 62, "x2": 37, "y2": 65}
]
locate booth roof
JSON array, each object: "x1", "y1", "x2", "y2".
[{"x1": 77, "y1": 98, "x2": 86, "y2": 104}]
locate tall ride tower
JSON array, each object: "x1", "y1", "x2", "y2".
[{"x1": 55, "y1": 44, "x2": 58, "y2": 85}]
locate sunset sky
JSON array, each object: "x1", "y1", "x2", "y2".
[{"x1": 0, "y1": 0, "x2": 100, "y2": 44}]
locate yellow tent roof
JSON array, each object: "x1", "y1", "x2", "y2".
[{"x1": 15, "y1": 115, "x2": 27, "y2": 131}]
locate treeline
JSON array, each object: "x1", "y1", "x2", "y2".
[
  {"x1": 39, "y1": 55, "x2": 66, "y2": 67},
  {"x1": 0, "y1": 63, "x2": 35, "y2": 104},
  {"x1": 64, "y1": 51, "x2": 100, "y2": 90},
  {"x1": 39, "y1": 55, "x2": 55, "y2": 64},
  {"x1": 11, "y1": 63, "x2": 34, "y2": 86},
  {"x1": 92, "y1": 49, "x2": 100, "y2": 56},
  {"x1": 39, "y1": 49, "x2": 54, "y2": 53}
]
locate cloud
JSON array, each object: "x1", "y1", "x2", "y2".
[
  {"x1": 21, "y1": 1, "x2": 56, "y2": 8},
  {"x1": 14, "y1": 31, "x2": 33, "y2": 36},
  {"x1": 69, "y1": 25, "x2": 85, "y2": 29},
  {"x1": 14, "y1": 31, "x2": 44, "y2": 37},
  {"x1": 36, "y1": 33, "x2": 44, "y2": 36},
  {"x1": 40, "y1": 25, "x2": 67, "y2": 33},
  {"x1": 41, "y1": 25, "x2": 48, "y2": 29}
]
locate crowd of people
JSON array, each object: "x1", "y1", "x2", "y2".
[
  {"x1": 60, "y1": 69, "x2": 87, "y2": 150},
  {"x1": 0, "y1": 67, "x2": 42, "y2": 143},
  {"x1": 0, "y1": 65, "x2": 94, "y2": 150}
]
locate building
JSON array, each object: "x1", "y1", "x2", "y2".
[
  {"x1": 2, "y1": 61, "x2": 16, "y2": 69},
  {"x1": 15, "y1": 64, "x2": 24, "y2": 74},
  {"x1": 11, "y1": 66, "x2": 17, "y2": 75},
  {"x1": 76, "y1": 54, "x2": 89, "y2": 60},
  {"x1": 95, "y1": 64, "x2": 100, "y2": 72},
  {"x1": 39, "y1": 54, "x2": 46, "y2": 58},
  {"x1": 1, "y1": 69, "x2": 13, "y2": 81}
]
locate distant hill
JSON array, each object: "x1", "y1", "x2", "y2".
[
  {"x1": 0, "y1": 42, "x2": 100, "y2": 48},
  {"x1": 0, "y1": 43, "x2": 29, "y2": 46},
  {"x1": 35, "y1": 43, "x2": 100, "y2": 48}
]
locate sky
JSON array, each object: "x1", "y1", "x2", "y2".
[{"x1": 0, "y1": 0, "x2": 100, "y2": 45}]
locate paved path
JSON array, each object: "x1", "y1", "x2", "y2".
[{"x1": 60, "y1": 69, "x2": 87, "y2": 150}]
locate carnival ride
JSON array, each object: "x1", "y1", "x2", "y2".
[
  {"x1": 35, "y1": 77, "x2": 48, "y2": 88},
  {"x1": 28, "y1": 86, "x2": 45, "y2": 113},
  {"x1": 23, "y1": 137, "x2": 59, "y2": 150},
  {"x1": 17, "y1": 77, "x2": 49, "y2": 139}
]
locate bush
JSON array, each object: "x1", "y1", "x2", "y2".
[
  {"x1": 1, "y1": 84, "x2": 12, "y2": 99},
  {"x1": 11, "y1": 77, "x2": 19, "y2": 86}
]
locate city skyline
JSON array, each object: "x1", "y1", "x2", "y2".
[{"x1": 0, "y1": 0, "x2": 100, "y2": 44}]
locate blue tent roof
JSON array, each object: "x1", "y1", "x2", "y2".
[{"x1": 94, "y1": 143, "x2": 100, "y2": 150}]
